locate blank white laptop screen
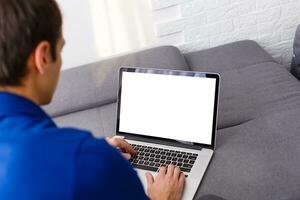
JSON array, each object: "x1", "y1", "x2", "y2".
[{"x1": 119, "y1": 71, "x2": 217, "y2": 145}]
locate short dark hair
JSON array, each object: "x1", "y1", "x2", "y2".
[{"x1": 0, "y1": 0, "x2": 62, "y2": 86}]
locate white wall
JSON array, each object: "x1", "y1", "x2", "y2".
[
  {"x1": 58, "y1": 0, "x2": 300, "y2": 70},
  {"x1": 152, "y1": 0, "x2": 300, "y2": 67}
]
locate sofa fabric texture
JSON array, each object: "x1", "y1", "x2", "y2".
[{"x1": 44, "y1": 40, "x2": 300, "y2": 200}]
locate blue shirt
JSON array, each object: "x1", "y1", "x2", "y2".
[{"x1": 0, "y1": 92, "x2": 148, "y2": 200}]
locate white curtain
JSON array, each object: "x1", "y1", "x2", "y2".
[{"x1": 89, "y1": 0, "x2": 157, "y2": 58}]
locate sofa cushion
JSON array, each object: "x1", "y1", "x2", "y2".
[
  {"x1": 44, "y1": 46, "x2": 189, "y2": 117},
  {"x1": 184, "y1": 40, "x2": 274, "y2": 72},
  {"x1": 196, "y1": 107, "x2": 300, "y2": 200},
  {"x1": 53, "y1": 102, "x2": 117, "y2": 138},
  {"x1": 216, "y1": 62, "x2": 300, "y2": 129}
]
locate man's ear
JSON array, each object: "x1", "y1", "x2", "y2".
[{"x1": 32, "y1": 41, "x2": 52, "y2": 75}]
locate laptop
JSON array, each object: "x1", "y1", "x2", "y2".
[{"x1": 116, "y1": 67, "x2": 220, "y2": 199}]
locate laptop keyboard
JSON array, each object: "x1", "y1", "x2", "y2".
[{"x1": 129, "y1": 144, "x2": 198, "y2": 175}]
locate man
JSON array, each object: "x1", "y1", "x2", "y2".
[{"x1": 0, "y1": 0, "x2": 185, "y2": 200}]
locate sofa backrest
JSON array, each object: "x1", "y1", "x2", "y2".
[
  {"x1": 184, "y1": 40, "x2": 274, "y2": 73},
  {"x1": 43, "y1": 46, "x2": 189, "y2": 117}
]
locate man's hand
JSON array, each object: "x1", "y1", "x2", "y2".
[
  {"x1": 146, "y1": 165, "x2": 185, "y2": 200},
  {"x1": 105, "y1": 136, "x2": 136, "y2": 160}
]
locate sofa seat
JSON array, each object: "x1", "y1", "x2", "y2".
[{"x1": 199, "y1": 107, "x2": 300, "y2": 200}]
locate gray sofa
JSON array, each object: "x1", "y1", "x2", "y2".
[{"x1": 44, "y1": 40, "x2": 300, "y2": 200}]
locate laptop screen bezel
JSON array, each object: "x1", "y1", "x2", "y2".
[{"x1": 116, "y1": 67, "x2": 220, "y2": 150}]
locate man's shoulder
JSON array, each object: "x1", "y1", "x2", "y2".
[{"x1": 52, "y1": 127, "x2": 93, "y2": 140}]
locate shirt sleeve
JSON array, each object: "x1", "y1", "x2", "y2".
[{"x1": 73, "y1": 136, "x2": 149, "y2": 200}]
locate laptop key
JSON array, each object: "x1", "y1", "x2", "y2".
[
  {"x1": 180, "y1": 167, "x2": 191, "y2": 173},
  {"x1": 133, "y1": 164, "x2": 158, "y2": 172},
  {"x1": 183, "y1": 164, "x2": 193, "y2": 169},
  {"x1": 189, "y1": 155, "x2": 197, "y2": 160},
  {"x1": 138, "y1": 160, "x2": 144, "y2": 165},
  {"x1": 160, "y1": 164, "x2": 167, "y2": 168}
]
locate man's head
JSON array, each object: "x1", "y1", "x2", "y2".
[{"x1": 0, "y1": 0, "x2": 64, "y2": 105}]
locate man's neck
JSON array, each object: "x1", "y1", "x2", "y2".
[{"x1": 0, "y1": 86, "x2": 40, "y2": 105}]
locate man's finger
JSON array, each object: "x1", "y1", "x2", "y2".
[
  {"x1": 111, "y1": 137, "x2": 136, "y2": 155},
  {"x1": 179, "y1": 172, "x2": 186, "y2": 187},
  {"x1": 145, "y1": 172, "x2": 154, "y2": 186},
  {"x1": 174, "y1": 166, "x2": 181, "y2": 179},
  {"x1": 167, "y1": 164, "x2": 175, "y2": 177},
  {"x1": 117, "y1": 138, "x2": 136, "y2": 154},
  {"x1": 157, "y1": 166, "x2": 167, "y2": 177},
  {"x1": 122, "y1": 153, "x2": 131, "y2": 160}
]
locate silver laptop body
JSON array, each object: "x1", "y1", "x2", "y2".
[{"x1": 116, "y1": 67, "x2": 220, "y2": 200}]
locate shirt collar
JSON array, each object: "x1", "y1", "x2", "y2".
[{"x1": 0, "y1": 92, "x2": 50, "y2": 118}]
